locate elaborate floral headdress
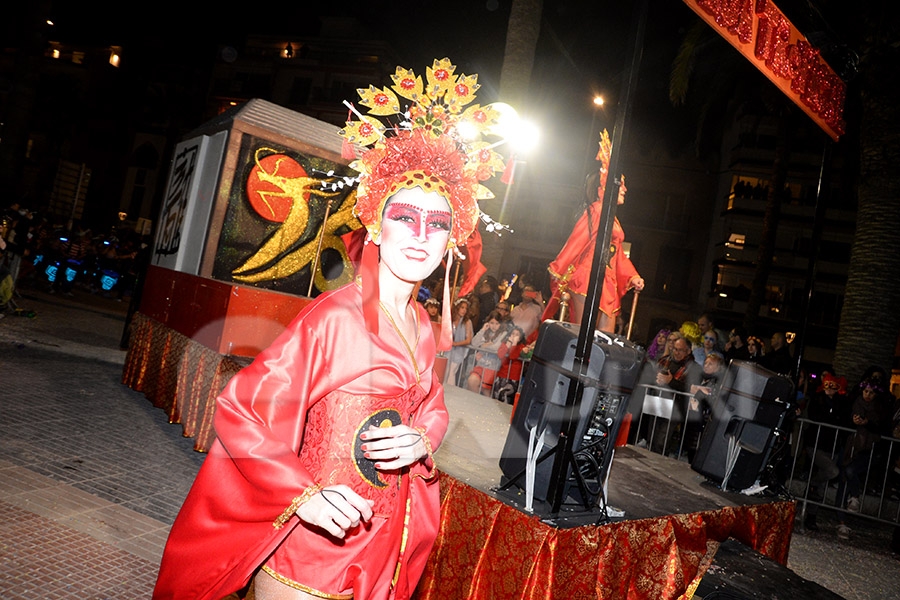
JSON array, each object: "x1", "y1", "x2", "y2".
[
  {"x1": 341, "y1": 57, "x2": 510, "y2": 248},
  {"x1": 338, "y1": 58, "x2": 514, "y2": 349}
]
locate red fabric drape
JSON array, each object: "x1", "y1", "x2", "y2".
[
  {"x1": 458, "y1": 229, "x2": 486, "y2": 298},
  {"x1": 413, "y1": 474, "x2": 795, "y2": 600}
]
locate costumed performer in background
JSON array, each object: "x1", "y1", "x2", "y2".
[
  {"x1": 543, "y1": 129, "x2": 644, "y2": 333},
  {"x1": 153, "y1": 57, "x2": 512, "y2": 600}
]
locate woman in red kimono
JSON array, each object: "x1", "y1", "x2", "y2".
[
  {"x1": 544, "y1": 130, "x2": 644, "y2": 332},
  {"x1": 153, "y1": 59, "x2": 510, "y2": 600}
]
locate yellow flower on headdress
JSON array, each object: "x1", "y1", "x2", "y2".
[
  {"x1": 466, "y1": 141, "x2": 506, "y2": 182},
  {"x1": 357, "y1": 85, "x2": 400, "y2": 116},
  {"x1": 391, "y1": 67, "x2": 424, "y2": 103},
  {"x1": 339, "y1": 115, "x2": 384, "y2": 146},
  {"x1": 445, "y1": 73, "x2": 480, "y2": 110},
  {"x1": 425, "y1": 58, "x2": 456, "y2": 99},
  {"x1": 459, "y1": 104, "x2": 501, "y2": 137}
]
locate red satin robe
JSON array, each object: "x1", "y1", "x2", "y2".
[
  {"x1": 545, "y1": 200, "x2": 639, "y2": 320},
  {"x1": 152, "y1": 282, "x2": 448, "y2": 600}
]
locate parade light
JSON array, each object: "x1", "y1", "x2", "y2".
[
  {"x1": 593, "y1": 95, "x2": 605, "y2": 107},
  {"x1": 101, "y1": 274, "x2": 118, "y2": 291},
  {"x1": 455, "y1": 119, "x2": 479, "y2": 142},
  {"x1": 46, "y1": 265, "x2": 58, "y2": 282},
  {"x1": 508, "y1": 119, "x2": 540, "y2": 155}
]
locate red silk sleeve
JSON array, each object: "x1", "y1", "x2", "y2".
[
  {"x1": 213, "y1": 320, "x2": 333, "y2": 518},
  {"x1": 548, "y1": 202, "x2": 602, "y2": 281},
  {"x1": 615, "y1": 251, "x2": 640, "y2": 297},
  {"x1": 410, "y1": 370, "x2": 449, "y2": 479}
]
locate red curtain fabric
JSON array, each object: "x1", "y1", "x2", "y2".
[
  {"x1": 414, "y1": 474, "x2": 794, "y2": 600},
  {"x1": 123, "y1": 312, "x2": 243, "y2": 452}
]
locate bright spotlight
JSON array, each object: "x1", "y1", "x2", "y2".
[
  {"x1": 593, "y1": 96, "x2": 605, "y2": 106},
  {"x1": 484, "y1": 103, "x2": 540, "y2": 155},
  {"x1": 508, "y1": 120, "x2": 540, "y2": 155},
  {"x1": 455, "y1": 119, "x2": 479, "y2": 142}
]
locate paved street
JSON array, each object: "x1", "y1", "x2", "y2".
[{"x1": 1, "y1": 285, "x2": 898, "y2": 599}]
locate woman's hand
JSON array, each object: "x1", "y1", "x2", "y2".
[
  {"x1": 360, "y1": 425, "x2": 427, "y2": 471},
  {"x1": 296, "y1": 485, "x2": 374, "y2": 539},
  {"x1": 630, "y1": 276, "x2": 645, "y2": 292}
]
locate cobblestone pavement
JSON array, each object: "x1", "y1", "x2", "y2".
[{"x1": 1, "y1": 286, "x2": 898, "y2": 599}]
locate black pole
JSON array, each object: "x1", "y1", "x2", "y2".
[
  {"x1": 792, "y1": 140, "x2": 832, "y2": 381},
  {"x1": 546, "y1": 0, "x2": 649, "y2": 513}
]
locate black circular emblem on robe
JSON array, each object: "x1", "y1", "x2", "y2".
[{"x1": 354, "y1": 408, "x2": 403, "y2": 488}]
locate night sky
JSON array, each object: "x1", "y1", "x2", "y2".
[{"x1": 2, "y1": 1, "x2": 866, "y2": 195}]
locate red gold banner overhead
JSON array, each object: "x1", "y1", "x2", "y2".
[{"x1": 682, "y1": 0, "x2": 846, "y2": 141}]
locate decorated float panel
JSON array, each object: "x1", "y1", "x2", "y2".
[{"x1": 142, "y1": 99, "x2": 362, "y2": 358}]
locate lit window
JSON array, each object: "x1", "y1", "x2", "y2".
[
  {"x1": 725, "y1": 233, "x2": 745, "y2": 249},
  {"x1": 109, "y1": 53, "x2": 120, "y2": 67}
]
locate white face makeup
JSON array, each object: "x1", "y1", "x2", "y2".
[{"x1": 376, "y1": 186, "x2": 451, "y2": 284}]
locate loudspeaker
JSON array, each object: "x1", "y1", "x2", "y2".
[
  {"x1": 498, "y1": 321, "x2": 644, "y2": 505},
  {"x1": 691, "y1": 360, "x2": 793, "y2": 491}
]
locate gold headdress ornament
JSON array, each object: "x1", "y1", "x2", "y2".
[
  {"x1": 595, "y1": 129, "x2": 613, "y2": 197},
  {"x1": 337, "y1": 58, "x2": 517, "y2": 351},
  {"x1": 339, "y1": 57, "x2": 513, "y2": 249}
]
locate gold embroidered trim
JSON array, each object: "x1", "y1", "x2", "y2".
[
  {"x1": 260, "y1": 565, "x2": 353, "y2": 599},
  {"x1": 391, "y1": 498, "x2": 414, "y2": 588},
  {"x1": 410, "y1": 426, "x2": 437, "y2": 481},
  {"x1": 378, "y1": 301, "x2": 421, "y2": 384},
  {"x1": 273, "y1": 484, "x2": 323, "y2": 529}
]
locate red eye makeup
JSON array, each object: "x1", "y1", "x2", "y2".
[{"x1": 384, "y1": 202, "x2": 452, "y2": 239}]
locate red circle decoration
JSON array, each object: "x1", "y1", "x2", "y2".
[{"x1": 246, "y1": 154, "x2": 308, "y2": 223}]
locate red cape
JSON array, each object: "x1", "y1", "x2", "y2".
[{"x1": 544, "y1": 200, "x2": 639, "y2": 321}]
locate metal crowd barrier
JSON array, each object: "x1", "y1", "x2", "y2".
[
  {"x1": 445, "y1": 345, "x2": 529, "y2": 398},
  {"x1": 788, "y1": 418, "x2": 900, "y2": 526},
  {"x1": 634, "y1": 384, "x2": 697, "y2": 461}
]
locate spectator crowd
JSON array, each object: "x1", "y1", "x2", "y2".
[
  {"x1": 1, "y1": 203, "x2": 149, "y2": 310},
  {"x1": 418, "y1": 272, "x2": 900, "y2": 548}
]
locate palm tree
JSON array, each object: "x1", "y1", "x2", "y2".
[
  {"x1": 831, "y1": 6, "x2": 900, "y2": 384},
  {"x1": 482, "y1": 0, "x2": 544, "y2": 275}
]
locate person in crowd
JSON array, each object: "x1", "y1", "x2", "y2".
[
  {"x1": 724, "y1": 326, "x2": 750, "y2": 362},
  {"x1": 53, "y1": 227, "x2": 91, "y2": 296},
  {"x1": 646, "y1": 328, "x2": 671, "y2": 361},
  {"x1": 745, "y1": 335, "x2": 765, "y2": 363},
  {"x1": 494, "y1": 299, "x2": 512, "y2": 324},
  {"x1": 544, "y1": 131, "x2": 644, "y2": 332},
  {"x1": 510, "y1": 284, "x2": 543, "y2": 340},
  {"x1": 656, "y1": 333, "x2": 702, "y2": 394},
  {"x1": 801, "y1": 372, "x2": 851, "y2": 531},
  {"x1": 693, "y1": 329, "x2": 723, "y2": 365},
  {"x1": 697, "y1": 312, "x2": 726, "y2": 353},
  {"x1": 445, "y1": 297, "x2": 473, "y2": 386},
  {"x1": 839, "y1": 373, "x2": 893, "y2": 517},
  {"x1": 685, "y1": 354, "x2": 726, "y2": 461},
  {"x1": 5, "y1": 205, "x2": 34, "y2": 285},
  {"x1": 423, "y1": 297, "x2": 441, "y2": 323},
  {"x1": 679, "y1": 321, "x2": 703, "y2": 352},
  {"x1": 475, "y1": 276, "x2": 500, "y2": 331},
  {"x1": 466, "y1": 310, "x2": 506, "y2": 395},
  {"x1": 762, "y1": 331, "x2": 793, "y2": 375},
  {"x1": 494, "y1": 326, "x2": 527, "y2": 404}
]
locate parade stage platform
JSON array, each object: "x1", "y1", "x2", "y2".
[{"x1": 123, "y1": 313, "x2": 795, "y2": 600}]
